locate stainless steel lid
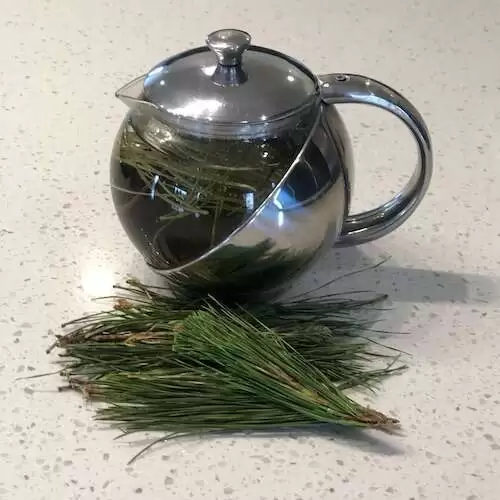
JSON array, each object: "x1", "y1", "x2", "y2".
[{"x1": 142, "y1": 29, "x2": 319, "y2": 137}]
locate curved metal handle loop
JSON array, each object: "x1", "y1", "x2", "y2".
[{"x1": 319, "y1": 73, "x2": 433, "y2": 246}]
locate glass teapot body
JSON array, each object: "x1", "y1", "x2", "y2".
[{"x1": 110, "y1": 101, "x2": 353, "y2": 297}]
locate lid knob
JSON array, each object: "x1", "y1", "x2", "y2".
[{"x1": 206, "y1": 29, "x2": 251, "y2": 67}]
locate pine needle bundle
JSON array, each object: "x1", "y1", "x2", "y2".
[
  {"x1": 51, "y1": 277, "x2": 404, "y2": 461},
  {"x1": 173, "y1": 303, "x2": 397, "y2": 429}
]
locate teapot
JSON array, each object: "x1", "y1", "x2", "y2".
[{"x1": 110, "y1": 29, "x2": 432, "y2": 299}]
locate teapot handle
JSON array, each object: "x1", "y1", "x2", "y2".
[{"x1": 318, "y1": 73, "x2": 433, "y2": 246}]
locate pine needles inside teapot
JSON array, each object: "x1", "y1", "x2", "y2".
[
  {"x1": 111, "y1": 116, "x2": 313, "y2": 261},
  {"x1": 114, "y1": 119, "x2": 298, "y2": 220}
]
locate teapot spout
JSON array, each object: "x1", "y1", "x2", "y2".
[{"x1": 115, "y1": 75, "x2": 160, "y2": 115}]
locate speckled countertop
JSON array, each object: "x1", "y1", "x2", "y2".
[{"x1": 1, "y1": 0, "x2": 499, "y2": 499}]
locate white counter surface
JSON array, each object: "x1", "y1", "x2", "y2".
[{"x1": 1, "y1": 0, "x2": 499, "y2": 498}]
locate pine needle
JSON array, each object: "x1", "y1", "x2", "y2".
[{"x1": 52, "y1": 274, "x2": 405, "y2": 461}]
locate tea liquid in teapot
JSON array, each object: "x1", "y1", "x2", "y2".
[{"x1": 110, "y1": 111, "x2": 314, "y2": 268}]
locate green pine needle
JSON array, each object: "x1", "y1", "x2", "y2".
[{"x1": 52, "y1": 276, "x2": 405, "y2": 461}]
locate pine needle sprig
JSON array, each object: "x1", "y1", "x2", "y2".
[
  {"x1": 51, "y1": 271, "x2": 406, "y2": 461},
  {"x1": 60, "y1": 302, "x2": 398, "y2": 463}
]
